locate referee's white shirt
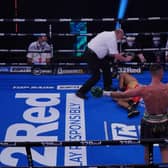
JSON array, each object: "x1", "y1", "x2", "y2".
[{"x1": 88, "y1": 31, "x2": 119, "y2": 59}]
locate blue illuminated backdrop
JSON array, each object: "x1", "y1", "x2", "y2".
[{"x1": 70, "y1": 22, "x2": 87, "y2": 56}]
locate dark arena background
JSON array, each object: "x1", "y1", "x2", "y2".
[{"x1": 1, "y1": 0, "x2": 168, "y2": 168}]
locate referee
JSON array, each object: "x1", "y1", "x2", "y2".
[{"x1": 76, "y1": 29, "x2": 133, "y2": 99}]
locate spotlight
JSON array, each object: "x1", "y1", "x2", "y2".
[{"x1": 116, "y1": 0, "x2": 128, "y2": 29}]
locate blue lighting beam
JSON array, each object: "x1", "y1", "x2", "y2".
[{"x1": 116, "y1": 0, "x2": 128, "y2": 29}]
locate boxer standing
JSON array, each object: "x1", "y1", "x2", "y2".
[{"x1": 107, "y1": 64, "x2": 168, "y2": 164}]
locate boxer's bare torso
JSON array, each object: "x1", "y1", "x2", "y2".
[{"x1": 141, "y1": 82, "x2": 168, "y2": 115}]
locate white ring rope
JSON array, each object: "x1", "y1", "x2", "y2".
[
  {"x1": 0, "y1": 48, "x2": 167, "y2": 54},
  {"x1": 0, "y1": 32, "x2": 167, "y2": 37},
  {"x1": 0, "y1": 17, "x2": 168, "y2": 22}
]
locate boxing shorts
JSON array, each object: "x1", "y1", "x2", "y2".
[{"x1": 126, "y1": 82, "x2": 141, "y2": 104}]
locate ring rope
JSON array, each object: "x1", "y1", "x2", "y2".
[
  {"x1": 0, "y1": 139, "x2": 140, "y2": 147},
  {"x1": 0, "y1": 48, "x2": 167, "y2": 54},
  {"x1": 0, "y1": 138, "x2": 167, "y2": 147},
  {"x1": 0, "y1": 61, "x2": 164, "y2": 67},
  {"x1": 0, "y1": 17, "x2": 168, "y2": 22},
  {"x1": 0, "y1": 49, "x2": 51, "y2": 53},
  {"x1": 124, "y1": 48, "x2": 168, "y2": 52},
  {"x1": 0, "y1": 32, "x2": 167, "y2": 37},
  {"x1": 1, "y1": 139, "x2": 167, "y2": 168},
  {"x1": 0, "y1": 33, "x2": 95, "y2": 37}
]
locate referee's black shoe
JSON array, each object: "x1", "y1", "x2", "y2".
[{"x1": 76, "y1": 91, "x2": 88, "y2": 99}]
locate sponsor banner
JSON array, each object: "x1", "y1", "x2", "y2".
[
  {"x1": 0, "y1": 66, "x2": 10, "y2": 72},
  {"x1": 57, "y1": 67, "x2": 86, "y2": 74},
  {"x1": 13, "y1": 85, "x2": 55, "y2": 90},
  {"x1": 10, "y1": 66, "x2": 32, "y2": 73},
  {"x1": 7, "y1": 65, "x2": 141, "y2": 75},
  {"x1": 64, "y1": 94, "x2": 87, "y2": 166},
  {"x1": 56, "y1": 66, "x2": 142, "y2": 74},
  {"x1": 0, "y1": 91, "x2": 65, "y2": 167},
  {"x1": 8, "y1": 66, "x2": 53, "y2": 74},
  {"x1": 118, "y1": 66, "x2": 142, "y2": 73},
  {"x1": 13, "y1": 85, "x2": 82, "y2": 91},
  {"x1": 32, "y1": 67, "x2": 53, "y2": 75},
  {"x1": 57, "y1": 85, "x2": 81, "y2": 90},
  {"x1": 111, "y1": 123, "x2": 140, "y2": 140},
  {"x1": 57, "y1": 66, "x2": 141, "y2": 74}
]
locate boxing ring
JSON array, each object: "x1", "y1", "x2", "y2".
[{"x1": 0, "y1": 17, "x2": 168, "y2": 168}]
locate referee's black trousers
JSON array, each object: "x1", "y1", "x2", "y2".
[{"x1": 78, "y1": 48, "x2": 112, "y2": 95}]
